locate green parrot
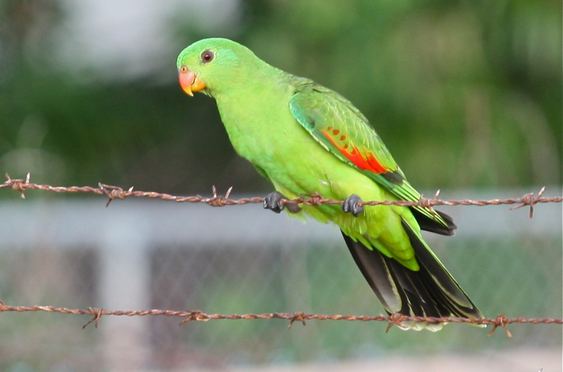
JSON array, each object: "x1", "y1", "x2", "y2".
[{"x1": 176, "y1": 38, "x2": 482, "y2": 331}]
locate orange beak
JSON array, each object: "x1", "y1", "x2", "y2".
[{"x1": 178, "y1": 67, "x2": 206, "y2": 96}]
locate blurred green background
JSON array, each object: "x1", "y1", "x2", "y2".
[{"x1": 1, "y1": 0, "x2": 560, "y2": 193}]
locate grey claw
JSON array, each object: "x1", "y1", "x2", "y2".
[
  {"x1": 285, "y1": 202, "x2": 301, "y2": 213},
  {"x1": 264, "y1": 191, "x2": 285, "y2": 213},
  {"x1": 342, "y1": 194, "x2": 364, "y2": 217}
]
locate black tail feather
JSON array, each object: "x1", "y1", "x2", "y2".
[
  {"x1": 412, "y1": 208, "x2": 457, "y2": 236},
  {"x1": 342, "y1": 225, "x2": 481, "y2": 328}
]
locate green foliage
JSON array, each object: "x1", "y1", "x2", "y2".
[{"x1": 0, "y1": 0, "x2": 560, "y2": 193}]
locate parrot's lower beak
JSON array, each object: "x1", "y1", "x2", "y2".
[{"x1": 178, "y1": 67, "x2": 206, "y2": 96}]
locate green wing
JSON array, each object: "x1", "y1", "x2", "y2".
[{"x1": 289, "y1": 83, "x2": 452, "y2": 231}]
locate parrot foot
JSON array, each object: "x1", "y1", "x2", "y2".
[
  {"x1": 264, "y1": 191, "x2": 301, "y2": 214},
  {"x1": 342, "y1": 194, "x2": 364, "y2": 217},
  {"x1": 264, "y1": 191, "x2": 285, "y2": 213}
]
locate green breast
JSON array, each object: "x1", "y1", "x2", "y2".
[{"x1": 214, "y1": 83, "x2": 306, "y2": 169}]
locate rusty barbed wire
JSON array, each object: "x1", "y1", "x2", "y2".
[
  {"x1": 0, "y1": 303, "x2": 560, "y2": 337},
  {"x1": 1, "y1": 173, "x2": 561, "y2": 217}
]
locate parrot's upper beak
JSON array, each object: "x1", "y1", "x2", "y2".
[{"x1": 178, "y1": 67, "x2": 206, "y2": 96}]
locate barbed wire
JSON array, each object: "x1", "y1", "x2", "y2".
[
  {"x1": 1, "y1": 173, "x2": 561, "y2": 217},
  {"x1": 0, "y1": 303, "x2": 561, "y2": 337}
]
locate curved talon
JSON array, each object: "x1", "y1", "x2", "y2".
[
  {"x1": 285, "y1": 201, "x2": 302, "y2": 213},
  {"x1": 342, "y1": 194, "x2": 364, "y2": 217},
  {"x1": 264, "y1": 191, "x2": 285, "y2": 213}
]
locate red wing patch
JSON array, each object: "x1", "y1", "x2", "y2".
[{"x1": 322, "y1": 129, "x2": 386, "y2": 174}]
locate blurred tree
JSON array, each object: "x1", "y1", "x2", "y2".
[
  {"x1": 241, "y1": 0, "x2": 561, "y2": 187},
  {"x1": 0, "y1": 0, "x2": 560, "y2": 195}
]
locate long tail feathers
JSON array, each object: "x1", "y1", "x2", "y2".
[{"x1": 342, "y1": 221, "x2": 482, "y2": 331}]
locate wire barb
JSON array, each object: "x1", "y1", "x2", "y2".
[
  {"x1": 385, "y1": 313, "x2": 406, "y2": 333},
  {"x1": 206, "y1": 185, "x2": 235, "y2": 207},
  {"x1": 82, "y1": 307, "x2": 104, "y2": 329},
  {"x1": 3, "y1": 172, "x2": 31, "y2": 199},
  {"x1": 180, "y1": 311, "x2": 209, "y2": 325},
  {"x1": 488, "y1": 314, "x2": 512, "y2": 338},
  {"x1": 288, "y1": 312, "x2": 307, "y2": 328},
  {"x1": 511, "y1": 186, "x2": 546, "y2": 218},
  {"x1": 98, "y1": 183, "x2": 133, "y2": 207}
]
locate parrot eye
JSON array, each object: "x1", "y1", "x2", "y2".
[
  {"x1": 201, "y1": 50, "x2": 214, "y2": 63},
  {"x1": 180, "y1": 65, "x2": 188, "y2": 73}
]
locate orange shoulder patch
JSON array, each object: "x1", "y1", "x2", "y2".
[{"x1": 322, "y1": 129, "x2": 386, "y2": 174}]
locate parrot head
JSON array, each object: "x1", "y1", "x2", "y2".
[{"x1": 176, "y1": 38, "x2": 259, "y2": 97}]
